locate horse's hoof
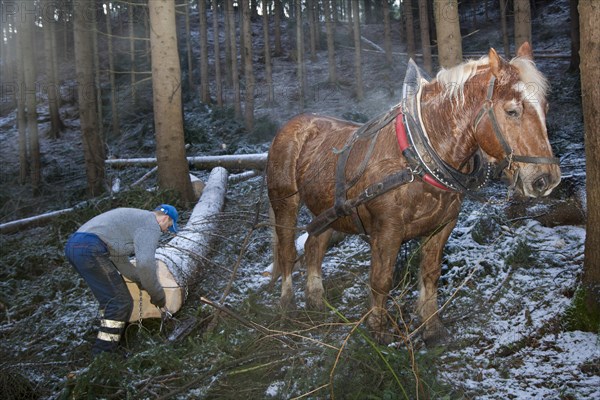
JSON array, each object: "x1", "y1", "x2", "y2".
[{"x1": 422, "y1": 325, "x2": 450, "y2": 347}]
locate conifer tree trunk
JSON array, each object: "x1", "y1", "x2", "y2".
[
  {"x1": 404, "y1": 0, "x2": 416, "y2": 60},
  {"x1": 307, "y1": 0, "x2": 317, "y2": 62},
  {"x1": 224, "y1": 0, "x2": 232, "y2": 86},
  {"x1": 241, "y1": 0, "x2": 254, "y2": 130},
  {"x1": 274, "y1": 0, "x2": 283, "y2": 55},
  {"x1": 324, "y1": 0, "x2": 338, "y2": 84},
  {"x1": 568, "y1": 0, "x2": 580, "y2": 72},
  {"x1": 226, "y1": 0, "x2": 242, "y2": 118},
  {"x1": 105, "y1": 5, "x2": 120, "y2": 137},
  {"x1": 199, "y1": 0, "x2": 211, "y2": 104},
  {"x1": 295, "y1": 0, "x2": 305, "y2": 110},
  {"x1": 500, "y1": 0, "x2": 511, "y2": 58},
  {"x1": 42, "y1": 0, "x2": 64, "y2": 139},
  {"x1": 184, "y1": 0, "x2": 194, "y2": 92},
  {"x1": 20, "y1": 2, "x2": 41, "y2": 195},
  {"x1": 15, "y1": 12, "x2": 29, "y2": 185},
  {"x1": 129, "y1": 2, "x2": 137, "y2": 107},
  {"x1": 351, "y1": 0, "x2": 364, "y2": 100},
  {"x1": 383, "y1": 0, "x2": 392, "y2": 66},
  {"x1": 418, "y1": 0, "x2": 432, "y2": 74},
  {"x1": 212, "y1": 0, "x2": 224, "y2": 106},
  {"x1": 148, "y1": 0, "x2": 195, "y2": 203},
  {"x1": 74, "y1": 0, "x2": 105, "y2": 197},
  {"x1": 433, "y1": 0, "x2": 462, "y2": 68},
  {"x1": 580, "y1": 0, "x2": 600, "y2": 328},
  {"x1": 514, "y1": 0, "x2": 532, "y2": 49},
  {"x1": 262, "y1": 0, "x2": 274, "y2": 104}
]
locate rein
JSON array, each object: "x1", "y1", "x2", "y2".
[{"x1": 474, "y1": 76, "x2": 560, "y2": 173}]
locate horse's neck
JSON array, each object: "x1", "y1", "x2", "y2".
[{"x1": 419, "y1": 82, "x2": 483, "y2": 169}]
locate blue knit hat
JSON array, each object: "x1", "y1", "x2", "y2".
[{"x1": 156, "y1": 204, "x2": 179, "y2": 233}]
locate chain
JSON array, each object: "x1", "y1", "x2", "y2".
[{"x1": 138, "y1": 288, "x2": 143, "y2": 330}]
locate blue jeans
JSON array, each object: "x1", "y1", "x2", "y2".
[{"x1": 65, "y1": 232, "x2": 133, "y2": 353}]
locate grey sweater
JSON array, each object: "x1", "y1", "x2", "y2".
[{"x1": 77, "y1": 208, "x2": 166, "y2": 306}]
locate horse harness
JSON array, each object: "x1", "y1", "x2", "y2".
[{"x1": 306, "y1": 61, "x2": 559, "y2": 237}]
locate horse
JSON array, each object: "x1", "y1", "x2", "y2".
[{"x1": 266, "y1": 42, "x2": 561, "y2": 345}]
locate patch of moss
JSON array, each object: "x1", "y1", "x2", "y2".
[{"x1": 564, "y1": 288, "x2": 600, "y2": 333}]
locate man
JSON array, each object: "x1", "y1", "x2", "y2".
[{"x1": 65, "y1": 204, "x2": 179, "y2": 354}]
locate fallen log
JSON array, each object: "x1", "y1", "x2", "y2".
[
  {"x1": 106, "y1": 153, "x2": 268, "y2": 170},
  {"x1": 126, "y1": 166, "x2": 229, "y2": 321}
]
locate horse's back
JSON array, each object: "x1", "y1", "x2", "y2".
[{"x1": 267, "y1": 114, "x2": 359, "y2": 193}]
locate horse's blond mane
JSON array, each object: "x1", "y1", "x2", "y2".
[{"x1": 435, "y1": 54, "x2": 549, "y2": 105}]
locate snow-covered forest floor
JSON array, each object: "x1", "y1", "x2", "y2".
[{"x1": 0, "y1": 0, "x2": 598, "y2": 398}]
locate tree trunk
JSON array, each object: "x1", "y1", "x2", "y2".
[
  {"x1": 307, "y1": 0, "x2": 317, "y2": 62},
  {"x1": 199, "y1": 0, "x2": 211, "y2": 104},
  {"x1": 15, "y1": 13, "x2": 29, "y2": 185},
  {"x1": 295, "y1": 0, "x2": 306, "y2": 110},
  {"x1": 500, "y1": 0, "x2": 511, "y2": 58},
  {"x1": 131, "y1": 167, "x2": 228, "y2": 320},
  {"x1": 105, "y1": 5, "x2": 120, "y2": 137},
  {"x1": 580, "y1": 0, "x2": 600, "y2": 328},
  {"x1": 226, "y1": 0, "x2": 242, "y2": 118},
  {"x1": 21, "y1": 1, "x2": 41, "y2": 195},
  {"x1": 418, "y1": 0, "x2": 433, "y2": 74},
  {"x1": 105, "y1": 152, "x2": 268, "y2": 170},
  {"x1": 404, "y1": 0, "x2": 416, "y2": 60},
  {"x1": 352, "y1": 0, "x2": 364, "y2": 100},
  {"x1": 213, "y1": 0, "x2": 224, "y2": 106},
  {"x1": 324, "y1": 0, "x2": 338, "y2": 84},
  {"x1": 148, "y1": 0, "x2": 195, "y2": 203},
  {"x1": 383, "y1": 0, "x2": 392, "y2": 66},
  {"x1": 42, "y1": 0, "x2": 64, "y2": 139},
  {"x1": 433, "y1": 0, "x2": 463, "y2": 68},
  {"x1": 241, "y1": 0, "x2": 255, "y2": 130},
  {"x1": 568, "y1": 0, "x2": 580, "y2": 72},
  {"x1": 514, "y1": 0, "x2": 532, "y2": 49},
  {"x1": 74, "y1": 0, "x2": 106, "y2": 197},
  {"x1": 184, "y1": 0, "x2": 194, "y2": 93},
  {"x1": 129, "y1": 2, "x2": 137, "y2": 108},
  {"x1": 274, "y1": 0, "x2": 283, "y2": 56},
  {"x1": 262, "y1": 0, "x2": 274, "y2": 104}
]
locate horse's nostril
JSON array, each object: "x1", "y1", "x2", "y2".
[{"x1": 533, "y1": 174, "x2": 549, "y2": 193}]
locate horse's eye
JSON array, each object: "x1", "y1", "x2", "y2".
[{"x1": 505, "y1": 108, "x2": 520, "y2": 118}]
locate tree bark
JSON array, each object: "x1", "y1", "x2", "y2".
[
  {"x1": 184, "y1": 0, "x2": 194, "y2": 93},
  {"x1": 130, "y1": 167, "x2": 229, "y2": 320},
  {"x1": 418, "y1": 0, "x2": 433, "y2": 74},
  {"x1": 580, "y1": 0, "x2": 600, "y2": 327},
  {"x1": 324, "y1": 0, "x2": 338, "y2": 84},
  {"x1": 514, "y1": 0, "x2": 532, "y2": 50},
  {"x1": 404, "y1": 0, "x2": 416, "y2": 60},
  {"x1": 242, "y1": 0, "x2": 255, "y2": 130},
  {"x1": 212, "y1": 0, "x2": 224, "y2": 106},
  {"x1": 148, "y1": 0, "x2": 195, "y2": 203},
  {"x1": 352, "y1": 0, "x2": 364, "y2": 101},
  {"x1": 274, "y1": 0, "x2": 283, "y2": 56},
  {"x1": 295, "y1": 0, "x2": 306, "y2": 110},
  {"x1": 42, "y1": 0, "x2": 64, "y2": 139},
  {"x1": 226, "y1": 0, "x2": 242, "y2": 118},
  {"x1": 199, "y1": 0, "x2": 211, "y2": 104},
  {"x1": 105, "y1": 152, "x2": 268, "y2": 170},
  {"x1": 568, "y1": 0, "x2": 580, "y2": 72},
  {"x1": 20, "y1": 2, "x2": 41, "y2": 195},
  {"x1": 500, "y1": 0, "x2": 511, "y2": 58},
  {"x1": 383, "y1": 0, "x2": 392, "y2": 66},
  {"x1": 105, "y1": 4, "x2": 120, "y2": 137},
  {"x1": 262, "y1": 0, "x2": 275, "y2": 104},
  {"x1": 74, "y1": 0, "x2": 105, "y2": 197},
  {"x1": 433, "y1": 0, "x2": 463, "y2": 68}
]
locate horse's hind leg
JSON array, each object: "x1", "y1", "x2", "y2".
[
  {"x1": 417, "y1": 220, "x2": 457, "y2": 346},
  {"x1": 305, "y1": 229, "x2": 333, "y2": 310},
  {"x1": 270, "y1": 194, "x2": 300, "y2": 309}
]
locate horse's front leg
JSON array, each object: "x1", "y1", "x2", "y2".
[
  {"x1": 417, "y1": 219, "x2": 457, "y2": 346},
  {"x1": 367, "y1": 230, "x2": 403, "y2": 344},
  {"x1": 304, "y1": 229, "x2": 333, "y2": 309}
]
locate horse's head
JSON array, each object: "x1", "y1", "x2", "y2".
[{"x1": 471, "y1": 42, "x2": 561, "y2": 198}]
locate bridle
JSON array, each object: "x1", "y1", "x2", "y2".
[{"x1": 473, "y1": 75, "x2": 560, "y2": 174}]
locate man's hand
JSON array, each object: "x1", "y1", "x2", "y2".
[{"x1": 150, "y1": 290, "x2": 166, "y2": 308}]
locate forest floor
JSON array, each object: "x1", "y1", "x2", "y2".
[{"x1": 0, "y1": 0, "x2": 598, "y2": 399}]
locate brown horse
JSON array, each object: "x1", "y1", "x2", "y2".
[{"x1": 266, "y1": 42, "x2": 561, "y2": 345}]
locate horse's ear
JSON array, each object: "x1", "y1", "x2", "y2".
[
  {"x1": 489, "y1": 47, "x2": 502, "y2": 78},
  {"x1": 516, "y1": 41, "x2": 534, "y2": 60}
]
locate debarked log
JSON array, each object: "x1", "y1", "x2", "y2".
[
  {"x1": 126, "y1": 167, "x2": 229, "y2": 321},
  {"x1": 106, "y1": 153, "x2": 268, "y2": 170}
]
